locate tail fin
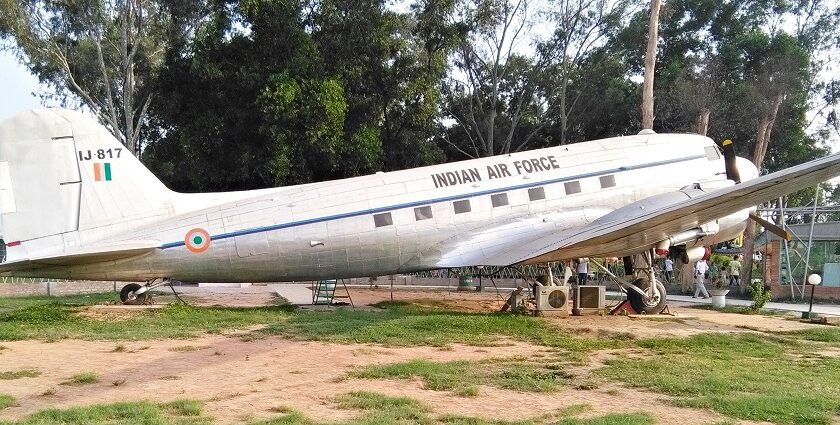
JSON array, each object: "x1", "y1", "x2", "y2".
[{"x1": 0, "y1": 109, "x2": 172, "y2": 260}]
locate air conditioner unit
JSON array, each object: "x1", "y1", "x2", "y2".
[
  {"x1": 535, "y1": 285, "x2": 570, "y2": 317},
  {"x1": 574, "y1": 285, "x2": 605, "y2": 315}
]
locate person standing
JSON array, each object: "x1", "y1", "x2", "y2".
[
  {"x1": 664, "y1": 257, "x2": 674, "y2": 283},
  {"x1": 694, "y1": 258, "x2": 710, "y2": 298},
  {"x1": 729, "y1": 255, "x2": 741, "y2": 287},
  {"x1": 577, "y1": 258, "x2": 589, "y2": 285}
]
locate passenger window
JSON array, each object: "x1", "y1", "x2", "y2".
[
  {"x1": 453, "y1": 200, "x2": 471, "y2": 214},
  {"x1": 414, "y1": 206, "x2": 433, "y2": 221},
  {"x1": 373, "y1": 212, "x2": 393, "y2": 227},
  {"x1": 564, "y1": 181, "x2": 581, "y2": 194},
  {"x1": 528, "y1": 187, "x2": 545, "y2": 201},
  {"x1": 491, "y1": 193, "x2": 508, "y2": 207},
  {"x1": 599, "y1": 175, "x2": 616, "y2": 188}
]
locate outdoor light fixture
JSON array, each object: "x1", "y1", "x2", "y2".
[{"x1": 806, "y1": 273, "x2": 822, "y2": 319}]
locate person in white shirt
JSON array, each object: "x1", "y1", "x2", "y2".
[
  {"x1": 663, "y1": 258, "x2": 674, "y2": 283},
  {"x1": 694, "y1": 259, "x2": 710, "y2": 298},
  {"x1": 577, "y1": 259, "x2": 589, "y2": 285}
]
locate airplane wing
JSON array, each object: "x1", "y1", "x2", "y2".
[
  {"x1": 432, "y1": 153, "x2": 840, "y2": 267},
  {"x1": 0, "y1": 241, "x2": 160, "y2": 274}
]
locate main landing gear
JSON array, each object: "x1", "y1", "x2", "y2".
[
  {"x1": 119, "y1": 278, "x2": 171, "y2": 305},
  {"x1": 591, "y1": 249, "x2": 668, "y2": 314}
]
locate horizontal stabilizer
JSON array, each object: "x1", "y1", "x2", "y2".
[{"x1": 0, "y1": 241, "x2": 160, "y2": 274}]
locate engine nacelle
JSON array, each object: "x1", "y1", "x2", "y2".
[{"x1": 679, "y1": 246, "x2": 710, "y2": 264}]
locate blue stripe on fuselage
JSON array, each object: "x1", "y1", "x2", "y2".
[{"x1": 159, "y1": 154, "x2": 707, "y2": 249}]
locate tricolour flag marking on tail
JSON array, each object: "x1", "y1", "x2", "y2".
[{"x1": 93, "y1": 163, "x2": 112, "y2": 181}]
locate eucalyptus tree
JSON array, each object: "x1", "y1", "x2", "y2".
[
  {"x1": 539, "y1": 0, "x2": 634, "y2": 144},
  {"x1": 0, "y1": 0, "x2": 204, "y2": 156}
]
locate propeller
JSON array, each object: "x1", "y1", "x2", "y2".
[
  {"x1": 721, "y1": 139, "x2": 741, "y2": 183},
  {"x1": 723, "y1": 139, "x2": 791, "y2": 241}
]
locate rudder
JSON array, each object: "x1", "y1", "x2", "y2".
[{"x1": 0, "y1": 108, "x2": 173, "y2": 262}]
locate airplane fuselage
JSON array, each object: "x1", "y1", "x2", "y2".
[{"x1": 14, "y1": 133, "x2": 744, "y2": 281}]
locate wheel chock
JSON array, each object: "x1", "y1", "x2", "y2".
[{"x1": 609, "y1": 300, "x2": 637, "y2": 316}]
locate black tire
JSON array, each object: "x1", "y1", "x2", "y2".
[
  {"x1": 119, "y1": 283, "x2": 144, "y2": 304},
  {"x1": 627, "y1": 277, "x2": 667, "y2": 314}
]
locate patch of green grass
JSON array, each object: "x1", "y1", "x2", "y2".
[
  {"x1": 0, "y1": 293, "x2": 117, "y2": 311},
  {"x1": 159, "y1": 399, "x2": 204, "y2": 417},
  {"x1": 554, "y1": 413, "x2": 654, "y2": 425},
  {"x1": 169, "y1": 345, "x2": 201, "y2": 352},
  {"x1": 62, "y1": 372, "x2": 98, "y2": 386},
  {"x1": 784, "y1": 327, "x2": 840, "y2": 344},
  {"x1": 308, "y1": 391, "x2": 431, "y2": 425},
  {"x1": 0, "y1": 298, "x2": 294, "y2": 341},
  {"x1": 0, "y1": 394, "x2": 16, "y2": 410},
  {"x1": 0, "y1": 399, "x2": 210, "y2": 424},
  {"x1": 438, "y1": 415, "x2": 537, "y2": 424},
  {"x1": 264, "y1": 301, "x2": 621, "y2": 351},
  {"x1": 599, "y1": 333, "x2": 840, "y2": 424},
  {"x1": 689, "y1": 304, "x2": 786, "y2": 316},
  {"x1": 454, "y1": 385, "x2": 480, "y2": 397},
  {"x1": 349, "y1": 358, "x2": 573, "y2": 395},
  {"x1": 249, "y1": 392, "x2": 644, "y2": 425},
  {"x1": 0, "y1": 369, "x2": 40, "y2": 380},
  {"x1": 555, "y1": 404, "x2": 591, "y2": 417},
  {"x1": 0, "y1": 296, "x2": 622, "y2": 352}
]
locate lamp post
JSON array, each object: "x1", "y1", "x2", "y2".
[{"x1": 805, "y1": 273, "x2": 821, "y2": 320}]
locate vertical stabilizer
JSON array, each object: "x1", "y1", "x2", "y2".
[{"x1": 0, "y1": 109, "x2": 173, "y2": 261}]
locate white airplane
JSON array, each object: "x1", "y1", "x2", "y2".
[{"x1": 1, "y1": 108, "x2": 838, "y2": 313}]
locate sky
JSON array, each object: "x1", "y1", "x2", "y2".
[{"x1": 0, "y1": 50, "x2": 46, "y2": 122}]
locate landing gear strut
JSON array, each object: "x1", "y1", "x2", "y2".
[
  {"x1": 625, "y1": 250, "x2": 667, "y2": 314},
  {"x1": 119, "y1": 278, "x2": 170, "y2": 305},
  {"x1": 590, "y1": 249, "x2": 668, "y2": 314}
]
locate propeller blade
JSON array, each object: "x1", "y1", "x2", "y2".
[
  {"x1": 749, "y1": 212, "x2": 792, "y2": 241},
  {"x1": 721, "y1": 139, "x2": 741, "y2": 183}
]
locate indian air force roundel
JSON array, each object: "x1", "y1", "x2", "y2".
[{"x1": 184, "y1": 228, "x2": 211, "y2": 253}]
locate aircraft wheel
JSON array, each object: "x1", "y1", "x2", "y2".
[
  {"x1": 627, "y1": 277, "x2": 667, "y2": 314},
  {"x1": 119, "y1": 283, "x2": 146, "y2": 305}
]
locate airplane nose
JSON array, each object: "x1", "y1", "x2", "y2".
[{"x1": 735, "y1": 157, "x2": 759, "y2": 181}]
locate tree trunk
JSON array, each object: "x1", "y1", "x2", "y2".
[
  {"x1": 641, "y1": 0, "x2": 661, "y2": 130},
  {"x1": 740, "y1": 93, "x2": 784, "y2": 293},
  {"x1": 694, "y1": 108, "x2": 710, "y2": 135}
]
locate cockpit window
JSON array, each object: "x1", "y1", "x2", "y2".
[{"x1": 705, "y1": 146, "x2": 721, "y2": 160}]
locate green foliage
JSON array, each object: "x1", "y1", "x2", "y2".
[
  {"x1": 264, "y1": 301, "x2": 623, "y2": 351},
  {"x1": 750, "y1": 279, "x2": 772, "y2": 310},
  {"x1": 251, "y1": 391, "x2": 639, "y2": 425},
  {"x1": 554, "y1": 414, "x2": 654, "y2": 425},
  {"x1": 0, "y1": 294, "x2": 294, "y2": 341},
  {"x1": 784, "y1": 327, "x2": 840, "y2": 344},
  {"x1": 0, "y1": 369, "x2": 40, "y2": 380},
  {"x1": 2, "y1": 0, "x2": 836, "y2": 190},
  {"x1": 599, "y1": 332, "x2": 840, "y2": 424},
  {"x1": 0, "y1": 394, "x2": 15, "y2": 411},
  {"x1": 0, "y1": 294, "x2": 620, "y2": 352},
  {"x1": 349, "y1": 358, "x2": 572, "y2": 395},
  {"x1": 63, "y1": 372, "x2": 98, "y2": 386},
  {"x1": 0, "y1": 399, "x2": 209, "y2": 424}
]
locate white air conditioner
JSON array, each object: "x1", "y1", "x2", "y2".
[
  {"x1": 535, "y1": 285, "x2": 570, "y2": 317},
  {"x1": 573, "y1": 285, "x2": 605, "y2": 315}
]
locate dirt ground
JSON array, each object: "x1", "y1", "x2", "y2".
[{"x1": 0, "y1": 287, "x2": 824, "y2": 424}]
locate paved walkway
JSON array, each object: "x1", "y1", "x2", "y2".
[
  {"x1": 667, "y1": 293, "x2": 840, "y2": 316},
  {"x1": 269, "y1": 283, "x2": 313, "y2": 305}
]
